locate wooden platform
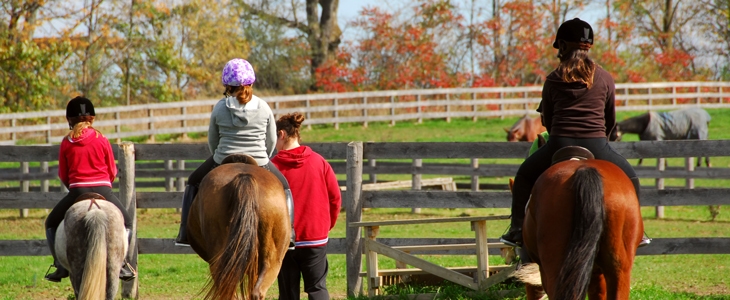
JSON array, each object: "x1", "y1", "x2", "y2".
[{"x1": 350, "y1": 215, "x2": 515, "y2": 296}]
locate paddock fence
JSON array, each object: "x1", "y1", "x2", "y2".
[
  {"x1": 1, "y1": 81, "x2": 730, "y2": 145},
  {"x1": 2, "y1": 141, "x2": 730, "y2": 297}
]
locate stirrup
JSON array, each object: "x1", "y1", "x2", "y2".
[
  {"x1": 174, "y1": 239, "x2": 191, "y2": 247},
  {"x1": 499, "y1": 227, "x2": 523, "y2": 248},
  {"x1": 119, "y1": 261, "x2": 137, "y2": 281},
  {"x1": 639, "y1": 235, "x2": 652, "y2": 248},
  {"x1": 44, "y1": 265, "x2": 69, "y2": 282}
]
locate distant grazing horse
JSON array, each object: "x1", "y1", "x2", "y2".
[
  {"x1": 56, "y1": 193, "x2": 128, "y2": 300},
  {"x1": 187, "y1": 154, "x2": 290, "y2": 300},
  {"x1": 612, "y1": 107, "x2": 711, "y2": 167},
  {"x1": 514, "y1": 149, "x2": 643, "y2": 299},
  {"x1": 505, "y1": 115, "x2": 547, "y2": 142}
]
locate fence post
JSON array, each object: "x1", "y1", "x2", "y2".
[
  {"x1": 19, "y1": 162, "x2": 29, "y2": 217},
  {"x1": 148, "y1": 109, "x2": 155, "y2": 142},
  {"x1": 445, "y1": 94, "x2": 451, "y2": 123},
  {"x1": 362, "y1": 97, "x2": 368, "y2": 128},
  {"x1": 306, "y1": 99, "x2": 312, "y2": 130},
  {"x1": 46, "y1": 116, "x2": 51, "y2": 144},
  {"x1": 11, "y1": 118, "x2": 16, "y2": 144},
  {"x1": 499, "y1": 92, "x2": 504, "y2": 120},
  {"x1": 165, "y1": 159, "x2": 174, "y2": 192},
  {"x1": 417, "y1": 94, "x2": 422, "y2": 124},
  {"x1": 115, "y1": 111, "x2": 122, "y2": 144},
  {"x1": 345, "y1": 142, "x2": 364, "y2": 298},
  {"x1": 471, "y1": 158, "x2": 480, "y2": 191},
  {"x1": 390, "y1": 96, "x2": 396, "y2": 126},
  {"x1": 42, "y1": 161, "x2": 49, "y2": 213},
  {"x1": 119, "y1": 142, "x2": 138, "y2": 299},
  {"x1": 176, "y1": 160, "x2": 186, "y2": 213},
  {"x1": 368, "y1": 158, "x2": 377, "y2": 183},
  {"x1": 655, "y1": 158, "x2": 665, "y2": 219},
  {"x1": 181, "y1": 107, "x2": 188, "y2": 140},
  {"x1": 472, "y1": 92, "x2": 477, "y2": 122},
  {"x1": 334, "y1": 98, "x2": 339, "y2": 130},
  {"x1": 411, "y1": 159, "x2": 422, "y2": 214}
]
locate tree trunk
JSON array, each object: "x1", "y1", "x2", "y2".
[{"x1": 307, "y1": 0, "x2": 341, "y2": 90}]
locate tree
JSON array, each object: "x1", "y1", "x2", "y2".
[{"x1": 235, "y1": 0, "x2": 342, "y2": 91}]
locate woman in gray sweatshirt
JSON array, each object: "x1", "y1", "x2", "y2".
[{"x1": 174, "y1": 58, "x2": 294, "y2": 248}]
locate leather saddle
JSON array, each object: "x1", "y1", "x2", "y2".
[
  {"x1": 73, "y1": 192, "x2": 107, "y2": 210},
  {"x1": 551, "y1": 146, "x2": 594, "y2": 165},
  {"x1": 221, "y1": 154, "x2": 258, "y2": 166}
]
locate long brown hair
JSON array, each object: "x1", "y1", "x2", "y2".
[
  {"x1": 67, "y1": 116, "x2": 101, "y2": 139},
  {"x1": 224, "y1": 85, "x2": 253, "y2": 105},
  {"x1": 276, "y1": 112, "x2": 305, "y2": 142},
  {"x1": 556, "y1": 45, "x2": 596, "y2": 89}
]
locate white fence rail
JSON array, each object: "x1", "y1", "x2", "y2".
[{"x1": 2, "y1": 81, "x2": 729, "y2": 145}]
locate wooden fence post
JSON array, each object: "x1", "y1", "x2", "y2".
[
  {"x1": 119, "y1": 142, "x2": 138, "y2": 299},
  {"x1": 346, "y1": 142, "x2": 364, "y2": 298},
  {"x1": 334, "y1": 98, "x2": 339, "y2": 130},
  {"x1": 148, "y1": 109, "x2": 155, "y2": 143},
  {"x1": 46, "y1": 116, "x2": 51, "y2": 144},
  {"x1": 181, "y1": 107, "x2": 188, "y2": 140},
  {"x1": 20, "y1": 162, "x2": 29, "y2": 217},
  {"x1": 472, "y1": 92, "x2": 477, "y2": 122},
  {"x1": 655, "y1": 158, "x2": 665, "y2": 219},
  {"x1": 471, "y1": 158, "x2": 480, "y2": 191},
  {"x1": 445, "y1": 94, "x2": 451, "y2": 123},
  {"x1": 412, "y1": 159, "x2": 422, "y2": 214},
  {"x1": 42, "y1": 161, "x2": 49, "y2": 213},
  {"x1": 391, "y1": 96, "x2": 396, "y2": 126},
  {"x1": 363, "y1": 97, "x2": 368, "y2": 128},
  {"x1": 417, "y1": 94, "x2": 422, "y2": 124},
  {"x1": 368, "y1": 158, "x2": 377, "y2": 183}
]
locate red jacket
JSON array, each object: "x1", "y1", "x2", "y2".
[
  {"x1": 58, "y1": 128, "x2": 117, "y2": 189},
  {"x1": 272, "y1": 146, "x2": 341, "y2": 248}
]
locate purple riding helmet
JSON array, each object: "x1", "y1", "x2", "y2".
[{"x1": 221, "y1": 58, "x2": 256, "y2": 86}]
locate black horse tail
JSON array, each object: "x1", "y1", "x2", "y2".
[
  {"x1": 206, "y1": 173, "x2": 260, "y2": 300},
  {"x1": 555, "y1": 166, "x2": 605, "y2": 300}
]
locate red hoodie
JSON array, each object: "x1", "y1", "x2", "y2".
[
  {"x1": 58, "y1": 128, "x2": 117, "y2": 188},
  {"x1": 272, "y1": 146, "x2": 341, "y2": 248}
]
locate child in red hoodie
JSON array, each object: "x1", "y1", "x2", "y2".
[
  {"x1": 44, "y1": 97, "x2": 136, "y2": 282},
  {"x1": 272, "y1": 112, "x2": 341, "y2": 300}
]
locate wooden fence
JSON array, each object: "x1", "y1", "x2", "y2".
[
  {"x1": 2, "y1": 141, "x2": 730, "y2": 298},
  {"x1": 1, "y1": 81, "x2": 730, "y2": 145}
]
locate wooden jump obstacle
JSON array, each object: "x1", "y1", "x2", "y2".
[{"x1": 350, "y1": 215, "x2": 516, "y2": 296}]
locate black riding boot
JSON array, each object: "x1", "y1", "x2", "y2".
[
  {"x1": 175, "y1": 185, "x2": 198, "y2": 247},
  {"x1": 285, "y1": 189, "x2": 296, "y2": 250},
  {"x1": 44, "y1": 228, "x2": 69, "y2": 282},
  {"x1": 119, "y1": 228, "x2": 137, "y2": 281},
  {"x1": 500, "y1": 175, "x2": 532, "y2": 247},
  {"x1": 630, "y1": 177, "x2": 652, "y2": 247}
]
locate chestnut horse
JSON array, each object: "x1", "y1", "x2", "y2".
[
  {"x1": 505, "y1": 115, "x2": 546, "y2": 142},
  {"x1": 55, "y1": 193, "x2": 128, "y2": 300},
  {"x1": 517, "y1": 156, "x2": 643, "y2": 299},
  {"x1": 187, "y1": 154, "x2": 290, "y2": 300}
]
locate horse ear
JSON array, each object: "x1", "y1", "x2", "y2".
[
  {"x1": 503, "y1": 127, "x2": 510, "y2": 133},
  {"x1": 508, "y1": 178, "x2": 515, "y2": 192}
]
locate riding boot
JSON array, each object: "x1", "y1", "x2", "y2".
[
  {"x1": 175, "y1": 185, "x2": 198, "y2": 247},
  {"x1": 44, "y1": 228, "x2": 69, "y2": 282},
  {"x1": 285, "y1": 188, "x2": 296, "y2": 250},
  {"x1": 500, "y1": 175, "x2": 531, "y2": 247},
  {"x1": 630, "y1": 177, "x2": 652, "y2": 247},
  {"x1": 119, "y1": 228, "x2": 137, "y2": 281}
]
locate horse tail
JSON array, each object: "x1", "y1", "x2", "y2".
[
  {"x1": 205, "y1": 173, "x2": 260, "y2": 300},
  {"x1": 78, "y1": 209, "x2": 109, "y2": 300},
  {"x1": 555, "y1": 166, "x2": 605, "y2": 300}
]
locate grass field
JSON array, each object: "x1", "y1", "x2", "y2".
[{"x1": 2, "y1": 108, "x2": 730, "y2": 299}]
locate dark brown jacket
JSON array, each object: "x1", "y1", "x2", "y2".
[{"x1": 537, "y1": 66, "x2": 616, "y2": 139}]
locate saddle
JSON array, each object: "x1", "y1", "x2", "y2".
[
  {"x1": 551, "y1": 146, "x2": 594, "y2": 165},
  {"x1": 73, "y1": 192, "x2": 107, "y2": 210},
  {"x1": 220, "y1": 154, "x2": 258, "y2": 165}
]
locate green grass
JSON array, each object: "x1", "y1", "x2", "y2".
[{"x1": 3, "y1": 108, "x2": 730, "y2": 299}]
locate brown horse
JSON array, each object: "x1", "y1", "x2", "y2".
[
  {"x1": 505, "y1": 115, "x2": 546, "y2": 142},
  {"x1": 187, "y1": 154, "x2": 290, "y2": 300},
  {"x1": 56, "y1": 193, "x2": 128, "y2": 300},
  {"x1": 517, "y1": 157, "x2": 643, "y2": 299}
]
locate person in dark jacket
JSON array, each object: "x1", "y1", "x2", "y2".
[
  {"x1": 44, "y1": 96, "x2": 136, "y2": 282},
  {"x1": 272, "y1": 112, "x2": 342, "y2": 300},
  {"x1": 499, "y1": 18, "x2": 650, "y2": 248}
]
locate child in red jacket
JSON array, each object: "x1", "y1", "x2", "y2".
[
  {"x1": 272, "y1": 112, "x2": 341, "y2": 300},
  {"x1": 44, "y1": 97, "x2": 136, "y2": 282}
]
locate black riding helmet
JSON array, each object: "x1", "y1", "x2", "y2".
[
  {"x1": 553, "y1": 18, "x2": 593, "y2": 49},
  {"x1": 66, "y1": 96, "x2": 95, "y2": 118}
]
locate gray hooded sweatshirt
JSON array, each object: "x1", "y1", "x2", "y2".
[{"x1": 208, "y1": 95, "x2": 277, "y2": 165}]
